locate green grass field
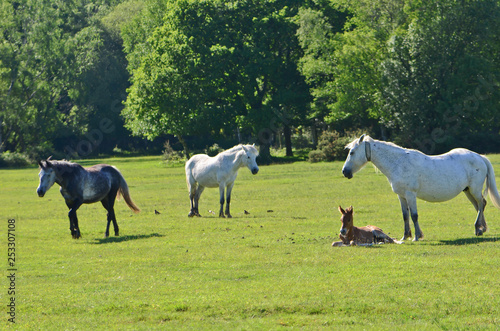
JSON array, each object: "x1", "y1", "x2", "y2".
[{"x1": 2, "y1": 155, "x2": 500, "y2": 330}]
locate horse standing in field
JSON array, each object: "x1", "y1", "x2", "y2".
[
  {"x1": 342, "y1": 134, "x2": 500, "y2": 241},
  {"x1": 332, "y1": 206, "x2": 401, "y2": 247},
  {"x1": 36, "y1": 158, "x2": 140, "y2": 239},
  {"x1": 185, "y1": 144, "x2": 259, "y2": 218}
]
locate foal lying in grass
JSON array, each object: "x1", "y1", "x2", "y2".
[{"x1": 332, "y1": 206, "x2": 402, "y2": 246}]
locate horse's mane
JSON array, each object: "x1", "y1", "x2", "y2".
[
  {"x1": 41, "y1": 159, "x2": 84, "y2": 175},
  {"x1": 345, "y1": 135, "x2": 425, "y2": 155},
  {"x1": 221, "y1": 144, "x2": 259, "y2": 156}
]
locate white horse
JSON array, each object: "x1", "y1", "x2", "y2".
[
  {"x1": 185, "y1": 144, "x2": 259, "y2": 218},
  {"x1": 342, "y1": 134, "x2": 500, "y2": 241}
]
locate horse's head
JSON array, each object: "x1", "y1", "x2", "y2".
[
  {"x1": 241, "y1": 144, "x2": 259, "y2": 175},
  {"x1": 338, "y1": 205, "x2": 354, "y2": 237},
  {"x1": 342, "y1": 134, "x2": 371, "y2": 179},
  {"x1": 37, "y1": 158, "x2": 57, "y2": 197}
]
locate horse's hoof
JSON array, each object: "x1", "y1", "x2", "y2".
[
  {"x1": 188, "y1": 212, "x2": 195, "y2": 217},
  {"x1": 226, "y1": 215, "x2": 232, "y2": 218}
]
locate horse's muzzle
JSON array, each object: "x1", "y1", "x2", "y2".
[
  {"x1": 252, "y1": 168, "x2": 259, "y2": 175},
  {"x1": 342, "y1": 169, "x2": 353, "y2": 179},
  {"x1": 36, "y1": 188, "x2": 45, "y2": 197},
  {"x1": 340, "y1": 229, "x2": 347, "y2": 236}
]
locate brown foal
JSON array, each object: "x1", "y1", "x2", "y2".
[{"x1": 332, "y1": 206, "x2": 402, "y2": 246}]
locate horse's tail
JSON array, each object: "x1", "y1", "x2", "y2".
[
  {"x1": 115, "y1": 167, "x2": 141, "y2": 213},
  {"x1": 481, "y1": 155, "x2": 500, "y2": 209}
]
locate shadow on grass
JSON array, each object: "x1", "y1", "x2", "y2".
[
  {"x1": 433, "y1": 236, "x2": 500, "y2": 246},
  {"x1": 91, "y1": 233, "x2": 164, "y2": 244}
]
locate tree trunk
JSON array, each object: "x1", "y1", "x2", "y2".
[
  {"x1": 283, "y1": 124, "x2": 293, "y2": 157},
  {"x1": 177, "y1": 135, "x2": 190, "y2": 160},
  {"x1": 258, "y1": 143, "x2": 272, "y2": 164}
]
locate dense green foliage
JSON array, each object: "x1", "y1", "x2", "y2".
[
  {"x1": 1, "y1": 0, "x2": 499, "y2": 162},
  {"x1": 2, "y1": 156, "x2": 500, "y2": 328}
]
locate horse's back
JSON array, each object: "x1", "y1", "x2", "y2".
[
  {"x1": 81, "y1": 164, "x2": 119, "y2": 203},
  {"x1": 400, "y1": 148, "x2": 487, "y2": 201},
  {"x1": 185, "y1": 154, "x2": 220, "y2": 187}
]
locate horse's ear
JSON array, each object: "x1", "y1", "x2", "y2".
[
  {"x1": 338, "y1": 206, "x2": 345, "y2": 214},
  {"x1": 346, "y1": 206, "x2": 353, "y2": 214},
  {"x1": 38, "y1": 160, "x2": 44, "y2": 168},
  {"x1": 241, "y1": 145, "x2": 248, "y2": 153},
  {"x1": 359, "y1": 134, "x2": 366, "y2": 143}
]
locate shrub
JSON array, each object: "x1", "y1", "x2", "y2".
[
  {"x1": 205, "y1": 143, "x2": 224, "y2": 156},
  {"x1": 308, "y1": 149, "x2": 326, "y2": 163},
  {"x1": 0, "y1": 151, "x2": 32, "y2": 168},
  {"x1": 162, "y1": 141, "x2": 183, "y2": 163},
  {"x1": 308, "y1": 130, "x2": 365, "y2": 162}
]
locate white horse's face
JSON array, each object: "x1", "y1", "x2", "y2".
[
  {"x1": 342, "y1": 135, "x2": 369, "y2": 179},
  {"x1": 37, "y1": 166, "x2": 56, "y2": 197},
  {"x1": 241, "y1": 146, "x2": 259, "y2": 175}
]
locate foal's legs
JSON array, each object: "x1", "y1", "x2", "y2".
[
  {"x1": 225, "y1": 182, "x2": 235, "y2": 218},
  {"x1": 464, "y1": 187, "x2": 487, "y2": 235}
]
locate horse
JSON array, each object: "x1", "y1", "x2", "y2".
[
  {"x1": 332, "y1": 206, "x2": 402, "y2": 247},
  {"x1": 185, "y1": 144, "x2": 259, "y2": 218},
  {"x1": 342, "y1": 134, "x2": 500, "y2": 241},
  {"x1": 36, "y1": 158, "x2": 140, "y2": 239}
]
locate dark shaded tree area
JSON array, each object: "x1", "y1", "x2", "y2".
[{"x1": 2, "y1": 0, "x2": 499, "y2": 164}]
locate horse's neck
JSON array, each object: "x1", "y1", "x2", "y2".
[
  {"x1": 54, "y1": 163, "x2": 81, "y2": 187},
  {"x1": 221, "y1": 151, "x2": 243, "y2": 171},
  {"x1": 346, "y1": 226, "x2": 356, "y2": 241},
  {"x1": 369, "y1": 140, "x2": 407, "y2": 178}
]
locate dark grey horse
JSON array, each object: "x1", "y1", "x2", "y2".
[{"x1": 36, "y1": 158, "x2": 140, "y2": 239}]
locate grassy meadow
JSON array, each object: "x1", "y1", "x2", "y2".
[{"x1": 1, "y1": 155, "x2": 500, "y2": 330}]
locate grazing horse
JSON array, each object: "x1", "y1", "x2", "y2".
[
  {"x1": 36, "y1": 158, "x2": 140, "y2": 239},
  {"x1": 332, "y1": 206, "x2": 401, "y2": 247},
  {"x1": 342, "y1": 134, "x2": 500, "y2": 241},
  {"x1": 185, "y1": 144, "x2": 259, "y2": 218}
]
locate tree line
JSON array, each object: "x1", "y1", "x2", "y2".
[{"x1": 1, "y1": 0, "x2": 499, "y2": 163}]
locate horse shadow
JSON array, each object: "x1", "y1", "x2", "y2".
[
  {"x1": 434, "y1": 236, "x2": 499, "y2": 246},
  {"x1": 91, "y1": 233, "x2": 164, "y2": 244}
]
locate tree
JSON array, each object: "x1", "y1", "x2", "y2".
[
  {"x1": 381, "y1": 0, "x2": 500, "y2": 152},
  {"x1": 123, "y1": 0, "x2": 312, "y2": 160},
  {"x1": 0, "y1": 0, "x2": 134, "y2": 158}
]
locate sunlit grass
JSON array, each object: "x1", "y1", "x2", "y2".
[{"x1": 1, "y1": 155, "x2": 499, "y2": 329}]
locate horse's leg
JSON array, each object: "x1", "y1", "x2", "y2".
[
  {"x1": 218, "y1": 184, "x2": 225, "y2": 218},
  {"x1": 188, "y1": 183, "x2": 197, "y2": 217},
  {"x1": 194, "y1": 186, "x2": 204, "y2": 217},
  {"x1": 101, "y1": 192, "x2": 119, "y2": 237},
  {"x1": 406, "y1": 194, "x2": 424, "y2": 241},
  {"x1": 225, "y1": 182, "x2": 235, "y2": 218},
  {"x1": 101, "y1": 198, "x2": 112, "y2": 238},
  {"x1": 464, "y1": 187, "x2": 487, "y2": 235},
  {"x1": 110, "y1": 206, "x2": 119, "y2": 237},
  {"x1": 398, "y1": 196, "x2": 412, "y2": 241},
  {"x1": 67, "y1": 200, "x2": 83, "y2": 239}
]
